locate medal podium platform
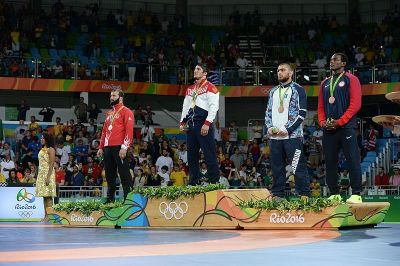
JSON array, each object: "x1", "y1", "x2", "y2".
[{"x1": 47, "y1": 189, "x2": 390, "y2": 229}]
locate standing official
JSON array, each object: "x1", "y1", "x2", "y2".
[
  {"x1": 180, "y1": 64, "x2": 220, "y2": 185},
  {"x1": 98, "y1": 89, "x2": 134, "y2": 203},
  {"x1": 318, "y1": 53, "x2": 362, "y2": 204},
  {"x1": 265, "y1": 63, "x2": 310, "y2": 199}
]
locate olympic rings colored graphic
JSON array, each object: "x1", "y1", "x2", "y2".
[
  {"x1": 16, "y1": 188, "x2": 35, "y2": 203},
  {"x1": 159, "y1": 201, "x2": 188, "y2": 220},
  {"x1": 18, "y1": 211, "x2": 33, "y2": 218}
]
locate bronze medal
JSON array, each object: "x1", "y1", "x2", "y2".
[
  {"x1": 329, "y1": 96, "x2": 335, "y2": 104},
  {"x1": 278, "y1": 106, "x2": 284, "y2": 113}
]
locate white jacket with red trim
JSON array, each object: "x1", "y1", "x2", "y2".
[{"x1": 180, "y1": 79, "x2": 219, "y2": 127}]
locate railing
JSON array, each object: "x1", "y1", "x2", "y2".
[{"x1": 1, "y1": 56, "x2": 399, "y2": 86}]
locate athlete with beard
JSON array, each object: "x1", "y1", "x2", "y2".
[
  {"x1": 265, "y1": 63, "x2": 310, "y2": 200},
  {"x1": 318, "y1": 53, "x2": 363, "y2": 204},
  {"x1": 98, "y1": 88, "x2": 134, "y2": 203}
]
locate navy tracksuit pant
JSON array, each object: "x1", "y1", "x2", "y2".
[
  {"x1": 187, "y1": 123, "x2": 219, "y2": 184},
  {"x1": 270, "y1": 138, "x2": 310, "y2": 197},
  {"x1": 323, "y1": 128, "x2": 361, "y2": 195}
]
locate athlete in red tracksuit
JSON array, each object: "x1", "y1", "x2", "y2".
[
  {"x1": 180, "y1": 64, "x2": 220, "y2": 185},
  {"x1": 98, "y1": 89, "x2": 134, "y2": 202}
]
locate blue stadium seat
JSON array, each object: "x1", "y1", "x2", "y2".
[
  {"x1": 58, "y1": 49, "x2": 67, "y2": 57},
  {"x1": 391, "y1": 73, "x2": 400, "y2": 82},
  {"x1": 67, "y1": 50, "x2": 76, "y2": 57},
  {"x1": 49, "y1": 49, "x2": 59, "y2": 59},
  {"x1": 30, "y1": 48, "x2": 40, "y2": 59},
  {"x1": 366, "y1": 151, "x2": 377, "y2": 158}
]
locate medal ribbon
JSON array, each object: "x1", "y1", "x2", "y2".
[
  {"x1": 108, "y1": 106, "x2": 125, "y2": 130},
  {"x1": 278, "y1": 85, "x2": 290, "y2": 107},
  {"x1": 329, "y1": 72, "x2": 344, "y2": 99},
  {"x1": 192, "y1": 79, "x2": 207, "y2": 107}
]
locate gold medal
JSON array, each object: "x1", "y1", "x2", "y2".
[
  {"x1": 278, "y1": 106, "x2": 284, "y2": 113},
  {"x1": 329, "y1": 96, "x2": 335, "y2": 104}
]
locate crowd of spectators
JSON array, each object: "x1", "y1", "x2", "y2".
[
  {"x1": 0, "y1": 1, "x2": 399, "y2": 85},
  {"x1": 1, "y1": 107, "x2": 399, "y2": 199}
]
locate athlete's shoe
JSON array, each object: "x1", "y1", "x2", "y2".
[
  {"x1": 300, "y1": 195, "x2": 309, "y2": 203},
  {"x1": 346, "y1": 195, "x2": 363, "y2": 204},
  {"x1": 328, "y1": 194, "x2": 343, "y2": 202}
]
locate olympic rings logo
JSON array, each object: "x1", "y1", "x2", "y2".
[
  {"x1": 16, "y1": 188, "x2": 35, "y2": 203},
  {"x1": 18, "y1": 211, "x2": 33, "y2": 218},
  {"x1": 159, "y1": 201, "x2": 188, "y2": 220}
]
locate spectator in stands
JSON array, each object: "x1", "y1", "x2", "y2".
[
  {"x1": 311, "y1": 177, "x2": 321, "y2": 197},
  {"x1": 147, "y1": 166, "x2": 161, "y2": 186},
  {"x1": 364, "y1": 124, "x2": 379, "y2": 151},
  {"x1": 134, "y1": 168, "x2": 147, "y2": 187},
  {"x1": 1, "y1": 142, "x2": 15, "y2": 160},
  {"x1": 155, "y1": 148, "x2": 173, "y2": 174},
  {"x1": 74, "y1": 97, "x2": 88, "y2": 123},
  {"x1": 375, "y1": 167, "x2": 390, "y2": 186},
  {"x1": 252, "y1": 120, "x2": 263, "y2": 144},
  {"x1": 389, "y1": 167, "x2": 400, "y2": 186},
  {"x1": 70, "y1": 165, "x2": 84, "y2": 186},
  {"x1": 83, "y1": 156, "x2": 101, "y2": 186},
  {"x1": 314, "y1": 54, "x2": 327, "y2": 83},
  {"x1": 170, "y1": 164, "x2": 186, "y2": 186},
  {"x1": 56, "y1": 140, "x2": 71, "y2": 166},
  {"x1": 230, "y1": 147, "x2": 244, "y2": 170},
  {"x1": 135, "y1": 105, "x2": 146, "y2": 125},
  {"x1": 21, "y1": 168, "x2": 35, "y2": 184},
  {"x1": 14, "y1": 120, "x2": 27, "y2": 153},
  {"x1": 21, "y1": 148, "x2": 34, "y2": 170},
  {"x1": 199, "y1": 162, "x2": 210, "y2": 185},
  {"x1": 28, "y1": 116, "x2": 39, "y2": 135},
  {"x1": 17, "y1": 99, "x2": 30, "y2": 121},
  {"x1": 75, "y1": 130, "x2": 89, "y2": 146},
  {"x1": 236, "y1": 53, "x2": 249, "y2": 84},
  {"x1": 141, "y1": 121, "x2": 155, "y2": 142},
  {"x1": 74, "y1": 139, "x2": 88, "y2": 164},
  {"x1": 228, "y1": 168, "x2": 241, "y2": 188},
  {"x1": 28, "y1": 136, "x2": 41, "y2": 166},
  {"x1": 53, "y1": 117, "x2": 64, "y2": 138},
  {"x1": 158, "y1": 165, "x2": 170, "y2": 186},
  {"x1": 145, "y1": 105, "x2": 155, "y2": 125},
  {"x1": 7, "y1": 169, "x2": 20, "y2": 186},
  {"x1": 1, "y1": 152, "x2": 15, "y2": 180},
  {"x1": 87, "y1": 103, "x2": 102, "y2": 121},
  {"x1": 18, "y1": 128, "x2": 31, "y2": 156},
  {"x1": 228, "y1": 121, "x2": 239, "y2": 145},
  {"x1": 54, "y1": 161, "x2": 65, "y2": 186},
  {"x1": 39, "y1": 107, "x2": 55, "y2": 122}
]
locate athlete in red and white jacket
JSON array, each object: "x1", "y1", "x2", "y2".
[
  {"x1": 179, "y1": 64, "x2": 220, "y2": 185},
  {"x1": 180, "y1": 74, "x2": 219, "y2": 129},
  {"x1": 99, "y1": 101, "x2": 134, "y2": 150},
  {"x1": 98, "y1": 89, "x2": 134, "y2": 202}
]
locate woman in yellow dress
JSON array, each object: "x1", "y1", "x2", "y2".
[{"x1": 35, "y1": 132, "x2": 56, "y2": 214}]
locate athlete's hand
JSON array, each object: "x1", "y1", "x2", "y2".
[
  {"x1": 276, "y1": 130, "x2": 288, "y2": 137},
  {"x1": 97, "y1": 149, "x2": 104, "y2": 157},
  {"x1": 326, "y1": 119, "x2": 339, "y2": 131},
  {"x1": 119, "y1": 148, "x2": 127, "y2": 160},
  {"x1": 179, "y1": 123, "x2": 186, "y2": 132},
  {"x1": 201, "y1": 124, "x2": 209, "y2": 136}
]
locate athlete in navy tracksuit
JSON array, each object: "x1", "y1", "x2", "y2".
[
  {"x1": 318, "y1": 53, "x2": 362, "y2": 203},
  {"x1": 180, "y1": 64, "x2": 220, "y2": 185},
  {"x1": 265, "y1": 63, "x2": 310, "y2": 198}
]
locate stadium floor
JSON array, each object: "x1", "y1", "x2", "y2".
[{"x1": 0, "y1": 223, "x2": 399, "y2": 266}]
